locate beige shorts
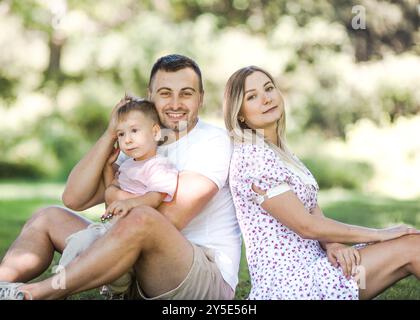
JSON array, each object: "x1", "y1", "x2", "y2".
[{"x1": 129, "y1": 243, "x2": 234, "y2": 300}]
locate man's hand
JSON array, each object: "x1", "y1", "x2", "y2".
[
  {"x1": 103, "y1": 147, "x2": 120, "y2": 188},
  {"x1": 107, "y1": 146, "x2": 120, "y2": 166},
  {"x1": 106, "y1": 97, "x2": 130, "y2": 140},
  {"x1": 324, "y1": 243, "x2": 361, "y2": 279},
  {"x1": 102, "y1": 199, "x2": 134, "y2": 222}
]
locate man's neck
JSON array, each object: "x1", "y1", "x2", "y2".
[{"x1": 162, "y1": 118, "x2": 199, "y2": 145}]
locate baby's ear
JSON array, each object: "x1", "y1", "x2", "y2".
[{"x1": 153, "y1": 124, "x2": 161, "y2": 141}]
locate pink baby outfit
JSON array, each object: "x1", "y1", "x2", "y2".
[{"x1": 118, "y1": 155, "x2": 178, "y2": 201}]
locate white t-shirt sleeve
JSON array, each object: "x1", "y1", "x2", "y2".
[{"x1": 183, "y1": 132, "x2": 232, "y2": 190}]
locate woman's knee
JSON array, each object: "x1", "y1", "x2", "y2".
[{"x1": 398, "y1": 234, "x2": 420, "y2": 261}]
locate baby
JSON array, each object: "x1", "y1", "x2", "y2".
[
  {"x1": 59, "y1": 96, "x2": 178, "y2": 298},
  {"x1": 101, "y1": 95, "x2": 178, "y2": 222}
]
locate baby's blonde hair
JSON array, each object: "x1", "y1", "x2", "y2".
[{"x1": 117, "y1": 94, "x2": 161, "y2": 125}]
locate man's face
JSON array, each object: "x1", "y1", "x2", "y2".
[{"x1": 148, "y1": 68, "x2": 203, "y2": 133}]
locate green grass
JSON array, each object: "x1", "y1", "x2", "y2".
[{"x1": 0, "y1": 183, "x2": 419, "y2": 300}]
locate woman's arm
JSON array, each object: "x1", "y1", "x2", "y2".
[
  {"x1": 258, "y1": 187, "x2": 418, "y2": 243},
  {"x1": 311, "y1": 205, "x2": 363, "y2": 277},
  {"x1": 311, "y1": 205, "x2": 341, "y2": 250}
]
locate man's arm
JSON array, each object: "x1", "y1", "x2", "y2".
[
  {"x1": 154, "y1": 132, "x2": 231, "y2": 230},
  {"x1": 157, "y1": 171, "x2": 219, "y2": 230},
  {"x1": 103, "y1": 192, "x2": 166, "y2": 221},
  {"x1": 104, "y1": 170, "x2": 219, "y2": 230},
  {"x1": 62, "y1": 98, "x2": 127, "y2": 211},
  {"x1": 62, "y1": 133, "x2": 115, "y2": 210}
]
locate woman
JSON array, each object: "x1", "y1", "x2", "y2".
[{"x1": 224, "y1": 66, "x2": 420, "y2": 300}]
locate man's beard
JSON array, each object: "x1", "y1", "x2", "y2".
[
  {"x1": 161, "y1": 117, "x2": 189, "y2": 132},
  {"x1": 159, "y1": 119, "x2": 188, "y2": 145}
]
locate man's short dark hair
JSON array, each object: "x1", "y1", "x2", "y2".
[
  {"x1": 149, "y1": 54, "x2": 204, "y2": 93},
  {"x1": 117, "y1": 94, "x2": 160, "y2": 125}
]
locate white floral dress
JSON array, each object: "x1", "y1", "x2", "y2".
[{"x1": 229, "y1": 143, "x2": 359, "y2": 300}]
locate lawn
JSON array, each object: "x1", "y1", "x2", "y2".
[{"x1": 0, "y1": 182, "x2": 419, "y2": 300}]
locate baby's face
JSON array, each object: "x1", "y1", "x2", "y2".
[{"x1": 116, "y1": 111, "x2": 159, "y2": 160}]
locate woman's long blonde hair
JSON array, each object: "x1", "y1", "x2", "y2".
[{"x1": 223, "y1": 66, "x2": 305, "y2": 172}]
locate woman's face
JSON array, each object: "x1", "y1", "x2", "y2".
[{"x1": 240, "y1": 71, "x2": 283, "y2": 131}]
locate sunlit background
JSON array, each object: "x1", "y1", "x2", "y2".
[
  {"x1": 1, "y1": 0, "x2": 420, "y2": 299},
  {"x1": 1, "y1": 0, "x2": 420, "y2": 199}
]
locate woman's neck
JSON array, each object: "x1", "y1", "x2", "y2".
[{"x1": 264, "y1": 124, "x2": 279, "y2": 146}]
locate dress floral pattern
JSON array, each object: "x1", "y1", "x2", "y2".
[{"x1": 229, "y1": 143, "x2": 359, "y2": 300}]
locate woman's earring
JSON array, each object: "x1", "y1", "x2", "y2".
[{"x1": 239, "y1": 116, "x2": 245, "y2": 123}]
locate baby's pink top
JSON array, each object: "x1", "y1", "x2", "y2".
[{"x1": 118, "y1": 155, "x2": 178, "y2": 202}]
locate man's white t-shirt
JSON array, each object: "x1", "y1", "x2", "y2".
[{"x1": 117, "y1": 119, "x2": 242, "y2": 291}]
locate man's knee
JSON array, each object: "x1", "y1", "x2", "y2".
[
  {"x1": 24, "y1": 205, "x2": 65, "y2": 230},
  {"x1": 112, "y1": 206, "x2": 161, "y2": 241}
]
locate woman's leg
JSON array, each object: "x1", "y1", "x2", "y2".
[
  {"x1": 0, "y1": 206, "x2": 91, "y2": 283},
  {"x1": 357, "y1": 234, "x2": 420, "y2": 300}
]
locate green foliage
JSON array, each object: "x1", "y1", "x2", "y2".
[
  {"x1": 69, "y1": 103, "x2": 109, "y2": 143},
  {"x1": 301, "y1": 156, "x2": 373, "y2": 190},
  {"x1": 29, "y1": 114, "x2": 88, "y2": 180},
  {"x1": 0, "y1": 161, "x2": 45, "y2": 180},
  {"x1": 1, "y1": 1, "x2": 419, "y2": 181}
]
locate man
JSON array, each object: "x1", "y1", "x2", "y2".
[{"x1": 0, "y1": 54, "x2": 242, "y2": 300}]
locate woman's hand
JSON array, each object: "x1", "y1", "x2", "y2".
[
  {"x1": 378, "y1": 225, "x2": 420, "y2": 242},
  {"x1": 324, "y1": 243, "x2": 361, "y2": 279}
]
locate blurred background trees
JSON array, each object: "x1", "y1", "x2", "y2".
[{"x1": 1, "y1": 0, "x2": 419, "y2": 197}]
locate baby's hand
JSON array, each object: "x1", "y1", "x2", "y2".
[{"x1": 101, "y1": 199, "x2": 133, "y2": 222}]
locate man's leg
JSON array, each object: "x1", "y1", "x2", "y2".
[
  {"x1": 19, "y1": 206, "x2": 194, "y2": 299},
  {"x1": 0, "y1": 206, "x2": 91, "y2": 283}
]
